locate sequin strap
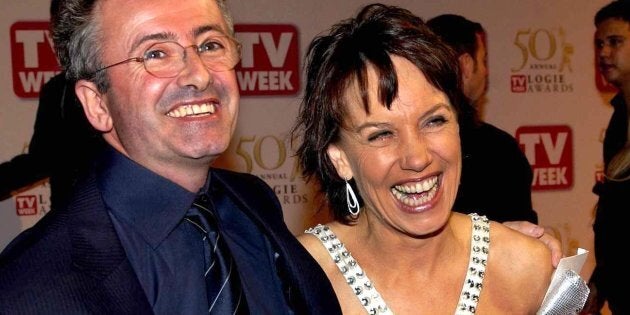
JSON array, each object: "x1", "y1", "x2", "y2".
[
  {"x1": 305, "y1": 224, "x2": 393, "y2": 315},
  {"x1": 455, "y1": 213, "x2": 490, "y2": 315}
]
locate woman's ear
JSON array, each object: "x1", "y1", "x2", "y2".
[
  {"x1": 75, "y1": 79, "x2": 113, "y2": 133},
  {"x1": 327, "y1": 143, "x2": 353, "y2": 180}
]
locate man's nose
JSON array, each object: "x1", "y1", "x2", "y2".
[{"x1": 177, "y1": 47, "x2": 213, "y2": 90}]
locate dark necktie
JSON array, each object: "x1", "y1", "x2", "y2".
[{"x1": 186, "y1": 194, "x2": 248, "y2": 314}]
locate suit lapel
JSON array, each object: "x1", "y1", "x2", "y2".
[
  {"x1": 67, "y1": 173, "x2": 152, "y2": 314},
  {"x1": 211, "y1": 169, "x2": 341, "y2": 314},
  {"x1": 210, "y1": 170, "x2": 288, "y2": 255}
]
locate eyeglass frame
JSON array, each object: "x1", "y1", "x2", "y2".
[{"x1": 90, "y1": 35, "x2": 242, "y2": 78}]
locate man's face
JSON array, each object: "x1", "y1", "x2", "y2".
[
  {"x1": 94, "y1": 0, "x2": 239, "y2": 174},
  {"x1": 463, "y1": 32, "x2": 488, "y2": 105},
  {"x1": 595, "y1": 18, "x2": 630, "y2": 88}
]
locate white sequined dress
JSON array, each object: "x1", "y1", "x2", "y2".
[{"x1": 305, "y1": 213, "x2": 490, "y2": 315}]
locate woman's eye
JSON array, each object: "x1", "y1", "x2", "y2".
[
  {"x1": 367, "y1": 131, "x2": 392, "y2": 142},
  {"x1": 426, "y1": 115, "x2": 448, "y2": 127}
]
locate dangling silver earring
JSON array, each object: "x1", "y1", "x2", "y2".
[{"x1": 345, "y1": 178, "x2": 360, "y2": 216}]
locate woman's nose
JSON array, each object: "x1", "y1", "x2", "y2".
[{"x1": 399, "y1": 133, "x2": 432, "y2": 171}]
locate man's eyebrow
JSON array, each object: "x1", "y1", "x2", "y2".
[
  {"x1": 130, "y1": 31, "x2": 177, "y2": 53},
  {"x1": 193, "y1": 24, "x2": 228, "y2": 38}
]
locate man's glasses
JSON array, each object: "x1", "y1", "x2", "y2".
[{"x1": 93, "y1": 35, "x2": 241, "y2": 78}]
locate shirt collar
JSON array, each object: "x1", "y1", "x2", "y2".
[
  {"x1": 96, "y1": 146, "x2": 205, "y2": 248},
  {"x1": 611, "y1": 93, "x2": 624, "y2": 110}
]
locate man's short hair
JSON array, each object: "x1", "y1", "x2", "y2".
[
  {"x1": 426, "y1": 14, "x2": 484, "y2": 58},
  {"x1": 595, "y1": 0, "x2": 630, "y2": 26}
]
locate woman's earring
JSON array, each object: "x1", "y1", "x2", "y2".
[{"x1": 345, "y1": 178, "x2": 360, "y2": 216}]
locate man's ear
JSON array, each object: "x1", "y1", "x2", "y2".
[
  {"x1": 459, "y1": 53, "x2": 474, "y2": 81},
  {"x1": 326, "y1": 143, "x2": 353, "y2": 180},
  {"x1": 75, "y1": 79, "x2": 113, "y2": 132}
]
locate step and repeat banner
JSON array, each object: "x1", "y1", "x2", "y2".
[{"x1": 0, "y1": 0, "x2": 614, "y2": 282}]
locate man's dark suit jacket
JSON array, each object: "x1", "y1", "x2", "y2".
[
  {"x1": 456, "y1": 122, "x2": 538, "y2": 223},
  {"x1": 0, "y1": 167, "x2": 341, "y2": 314}
]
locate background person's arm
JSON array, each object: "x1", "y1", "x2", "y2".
[{"x1": 504, "y1": 220, "x2": 563, "y2": 267}]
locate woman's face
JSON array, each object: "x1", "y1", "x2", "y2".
[{"x1": 327, "y1": 56, "x2": 461, "y2": 236}]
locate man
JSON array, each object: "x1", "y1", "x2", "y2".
[
  {"x1": 427, "y1": 14, "x2": 538, "y2": 224},
  {"x1": 0, "y1": 0, "x2": 341, "y2": 314},
  {"x1": 582, "y1": 1, "x2": 630, "y2": 314}
]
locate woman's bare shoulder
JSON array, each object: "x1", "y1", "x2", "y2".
[
  {"x1": 490, "y1": 221, "x2": 553, "y2": 270},
  {"x1": 485, "y1": 221, "x2": 554, "y2": 310}
]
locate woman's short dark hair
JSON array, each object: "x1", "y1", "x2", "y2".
[{"x1": 292, "y1": 3, "x2": 468, "y2": 224}]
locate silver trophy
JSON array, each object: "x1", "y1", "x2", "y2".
[{"x1": 537, "y1": 265, "x2": 590, "y2": 314}]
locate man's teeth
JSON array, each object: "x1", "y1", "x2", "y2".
[
  {"x1": 167, "y1": 103, "x2": 216, "y2": 117},
  {"x1": 391, "y1": 176, "x2": 438, "y2": 206}
]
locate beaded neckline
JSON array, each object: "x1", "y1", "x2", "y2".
[
  {"x1": 305, "y1": 213, "x2": 490, "y2": 315},
  {"x1": 306, "y1": 223, "x2": 392, "y2": 314}
]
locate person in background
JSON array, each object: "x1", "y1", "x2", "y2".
[
  {"x1": 0, "y1": 0, "x2": 105, "y2": 210},
  {"x1": 0, "y1": 0, "x2": 341, "y2": 313},
  {"x1": 427, "y1": 14, "x2": 538, "y2": 224},
  {"x1": 292, "y1": 3, "x2": 583, "y2": 314},
  {"x1": 0, "y1": 73, "x2": 103, "y2": 209},
  {"x1": 582, "y1": 1, "x2": 630, "y2": 314}
]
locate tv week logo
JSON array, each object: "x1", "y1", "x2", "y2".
[
  {"x1": 10, "y1": 21, "x2": 61, "y2": 98},
  {"x1": 511, "y1": 75, "x2": 527, "y2": 93},
  {"x1": 517, "y1": 125, "x2": 573, "y2": 190},
  {"x1": 235, "y1": 24, "x2": 299, "y2": 96},
  {"x1": 15, "y1": 195, "x2": 38, "y2": 216}
]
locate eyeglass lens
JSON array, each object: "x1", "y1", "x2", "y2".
[{"x1": 143, "y1": 36, "x2": 240, "y2": 78}]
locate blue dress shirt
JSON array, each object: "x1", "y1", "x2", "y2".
[{"x1": 96, "y1": 148, "x2": 290, "y2": 314}]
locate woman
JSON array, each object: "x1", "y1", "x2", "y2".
[{"x1": 292, "y1": 4, "x2": 554, "y2": 314}]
